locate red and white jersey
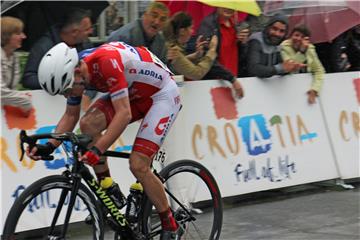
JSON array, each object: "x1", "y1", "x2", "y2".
[{"x1": 82, "y1": 41, "x2": 173, "y2": 102}]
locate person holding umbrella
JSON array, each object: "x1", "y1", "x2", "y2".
[
  {"x1": 197, "y1": 7, "x2": 239, "y2": 76},
  {"x1": 281, "y1": 24, "x2": 325, "y2": 104}
]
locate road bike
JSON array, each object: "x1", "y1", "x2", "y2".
[{"x1": 2, "y1": 130, "x2": 223, "y2": 239}]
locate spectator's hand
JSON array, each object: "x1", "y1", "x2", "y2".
[
  {"x1": 195, "y1": 35, "x2": 208, "y2": 57},
  {"x1": 300, "y1": 36, "x2": 310, "y2": 53},
  {"x1": 307, "y1": 90, "x2": 318, "y2": 104},
  {"x1": 232, "y1": 79, "x2": 244, "y2": 99},
  {"x1": 283, "y1": 60, "x2": 306, "y2": 73},
  {"x1": 341, "y1": 53, "x2": 351, "y2": 70},
  {"x1": 208, "y1": 35, "x2": 218, "y2": 51},
  {"x1": 22, "y1": 92, "x2": 33, "y2": 117},
  {"x1": 167, "y1": 45, "x2": 182, "y2": 61}
]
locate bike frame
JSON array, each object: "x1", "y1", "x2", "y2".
[
  {"x1": 17, "y1": 130, "x2": 198, "y2": 240},
  {"x1": 55, "y1": 145, "x2": 135, "y2": 239}
]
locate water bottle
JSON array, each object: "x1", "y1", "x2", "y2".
[
  {"x1": 100, "y1": 177, "x2": 127, "y2": 209},
  {"x1": 125, "y1": 182, "x2": 143, "y2": 223}
]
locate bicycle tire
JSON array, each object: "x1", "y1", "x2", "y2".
[
  {"x1": 2, "y1": 175, "x2": 104, "y2": 240},
  {"x1": 141, "y1": 160, "x2": 223, "y2": 240}
]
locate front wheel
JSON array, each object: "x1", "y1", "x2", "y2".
[
  {"x1": 2, "y1": 175, "x2": 104, "y2": 240},
  {"x1": 141, "y1": 160, "x2": 223, "y2": 239}
]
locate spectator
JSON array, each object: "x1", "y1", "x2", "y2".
[
  {"x1": 107, "y1": 1, "x2": 169, "y2": 62},
  {"x1": 163, "y1": 12, "x2": 244, "y2": 98},
  {"x1": 163, "y1": 12, "x2": 218, "y2": 80},
  {"x1": 105, "y1": 2, "x2": 118, "y2": 34},
  {"x1": 315, "y1": 35, "x2": 350, "y2": 73},
  {"x1": 22, "y1": 8, "x2": 93, "y2": 90},
  {"x1": 1, "y1": 17, "x2": 32, "y2": 117},
  {"x1": 247, "y1": 14, "x2": 302, "y2": 78},
  {"x1": 281, "y1": 25, "x2": 325, "y2": 104},
  {"x1": 345, "y1": 24, "x2": 360, "y2": 71},
  {"x1": 236, "y1": 21, "x2": 251, "y2": 77},
  {"x1": 197, "y1": 7, "x2": 238, "y2": 76}
]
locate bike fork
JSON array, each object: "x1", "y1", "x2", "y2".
[
  {"x1": 57, "y1": 174, "x2": 82, "y2": 239},
  {"x1": 47, "y1": 188, "x2": 70, "y2": 237}
]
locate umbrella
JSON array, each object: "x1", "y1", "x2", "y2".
[
  {"x1": 1, "y1": 0, "x2": 109, "y2": 51},
  {"x1": 198, "y1": 0, "x2": 261, "y2": 16},
  {"x1": 159, "y1": 0, "x2": 260, "y2": 34},
  {"x1": 263, "y1": 0, "x2": 360, "y2": 43}
]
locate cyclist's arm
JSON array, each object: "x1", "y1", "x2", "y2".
[
  {"x1": 27, "y1": 100, "x2": 81, "y2": 160},
  {"x1": 49, "y1": 98, "x2": 82, "y2": 147}
]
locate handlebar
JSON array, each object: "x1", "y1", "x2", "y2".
[
  {"x1": 19, "y1": 130, "x2": 92, "y2": 161},
  {"x1": 19, "y1": 130, "x2": 131, "y2": 162}
]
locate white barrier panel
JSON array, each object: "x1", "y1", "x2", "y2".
[
  {"x1": 0, "y1": 92, "x2": 139, "y2": 233},
  {"x1": 319, "y1": 72, "x2": 360, "y2": 179},
  {"x1": 163, "y1": 74, "x2": 341, "y2": 198}
]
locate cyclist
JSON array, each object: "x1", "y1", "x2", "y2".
[{"x1": 26, "y1": 41, "x2": 183, "y2": 239}]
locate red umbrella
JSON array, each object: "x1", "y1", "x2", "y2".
[
  {"x1": 263, "y1": 0, "x2": 360, "y2": 43},
  {"x1": 159, "y1": 0, "x2": 248, "y2": 34}
]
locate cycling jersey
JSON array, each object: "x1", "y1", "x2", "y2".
[
  {"x1": 81, "y1": 42, "x2": 181, "y2": 158},
  {"x1": 82, "y1": 42, "x2": 173, "y2": 100}
]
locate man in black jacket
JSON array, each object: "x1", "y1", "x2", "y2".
[
  {"x1": 22, "y1": 8, "x2": 93, "y2": 89},
  {"x1": 247, "y1": 14, "x2": 301, "y2": 78}
]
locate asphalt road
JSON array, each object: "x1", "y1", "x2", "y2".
[{"x1": 76, "y1": 180, "x2": 360, "y2": 240}]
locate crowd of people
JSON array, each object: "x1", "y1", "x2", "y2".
[
  {"x1": 2, "y1": 2, "x2": 359, "y2": 113},
  {"x1": 1, "y1": 2, "x2": 360, "y2": 239}
]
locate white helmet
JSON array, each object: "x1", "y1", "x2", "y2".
[{"x1": 38, "y1": 42, "x2": 79, "y2": 95}]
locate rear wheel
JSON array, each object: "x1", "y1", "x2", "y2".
[
  {"x1": 141, "y1": 160, "x2": 223, "y2": 239},
  {"x1": 2, "y1": 175, "x2": 104, "y2": 240}
]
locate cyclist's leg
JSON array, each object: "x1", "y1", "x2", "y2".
[
  {"x1": 129, "y1": 81, "x2": 182, "y2": 236},
  {"x1": 130, "y1": 151, "x2": 168, "y2": 212},
  {"x1": 80, "y1": 94, "x2": 111, "y2": 180},
  {"x1": 80, "y1": 95, "x2": 129, "y2": 217}
]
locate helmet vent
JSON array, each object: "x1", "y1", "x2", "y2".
[
  {"x1": 41, "y1": 82, "x2": 48, "y2": 92},
  {"x1": 51, "y1": 76, "x2": 55, "y2": 93},
  {"x1": 62, "y1": 73, "x2": 68, "y2": 86}
]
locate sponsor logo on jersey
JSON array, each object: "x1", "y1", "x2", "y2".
[
  {"x1": 128, "y1": 68, "x2": 163, "y2": 81},
  {"x1": 155, "y1": 114, "x2": 175, "y2": 142},
  {"x1": 155, "y1": 116, "x2": 170, "y2": 135}
]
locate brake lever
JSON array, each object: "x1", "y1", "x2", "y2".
[
  {"x1": 19, "y1": 130, "x2": 36, "y2": 162},
  {"x1": 19, "y1": 130, "x2": 25, "y2": 161}
]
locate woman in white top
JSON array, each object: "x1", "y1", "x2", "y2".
[{"x1": 1, "y1": 16, "x2": 32, "y2": 117}]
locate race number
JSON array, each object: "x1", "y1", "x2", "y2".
[{"x1": 153, "y1": 150, "x2": 166, "y2": 163}]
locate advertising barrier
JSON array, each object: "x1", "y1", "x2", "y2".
[
  {"x1": 319, "y1": 72, "x2": 360, "y2": 179},
  {"x1": 1, "y1": 72, "x2": 359, "y2": 234}
]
